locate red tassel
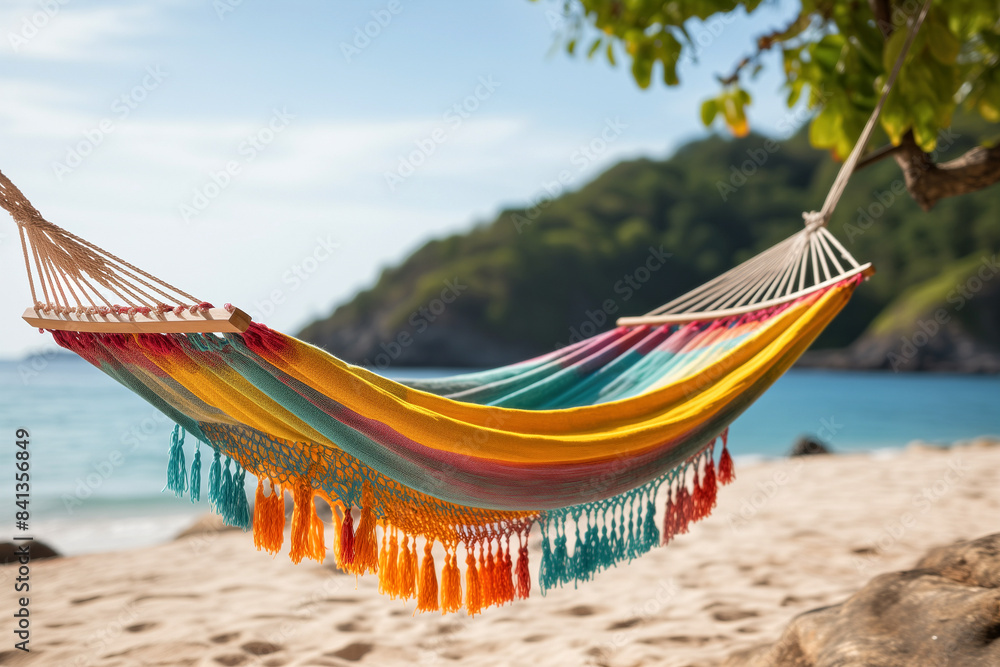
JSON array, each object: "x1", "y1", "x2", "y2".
[
  {"x1": 498, "y1": 542, "x2": 514, "y2": 604},
  {"x1": 701, "y1": 457, "x2": 718, "y2": 515},
  {"x1": 338, "y1": 508, "x2": 356, "y2": 567},
  {"x1": 515, "y1": 542, "x2": 531, "y2": 599},
  {"x1": 691, "y1": 467, "x2": 706, "y2": 521},
  {"x1": 662, "y1": 488, "x2": 677, "y2": 545},
  {"x1": 675, "y1": 486, "x2": 692, "y2": 535},
  {"x1": 718, "y1": 437, "x2": 735, "y2": 486}
]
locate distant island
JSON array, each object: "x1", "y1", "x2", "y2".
[{"x1": 299, "y1": 120, "x2": 1000, "y2": 373}]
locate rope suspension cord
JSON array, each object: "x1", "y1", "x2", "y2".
[
  {"x1": 804, "y1": 0, "x2": 933, "y2": 230},
  {"x1": 0, "y1": 171, "x2": 250, "y2": 333},
  {"x1": 621, "y1": 0, "x2": 932, "y2": 326}
]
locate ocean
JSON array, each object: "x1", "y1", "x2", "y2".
[{"x1": 1, "y1": 355, "x2": 997, "y2": 556}]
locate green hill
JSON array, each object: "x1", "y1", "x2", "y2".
[{"x1": 299, "y1": 122, "x2": 1000, "y2": 370}]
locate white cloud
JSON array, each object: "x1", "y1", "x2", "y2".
[
  {"x1": 1, "y1": 1, "x2": 175, "y2": 61},
  {"x1": 0, "y1": 77, "x2": 664, "y2": 359}
]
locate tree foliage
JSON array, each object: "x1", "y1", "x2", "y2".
[{"x1": 535, "y1": 0, "x2": 1000, "y2": 166}]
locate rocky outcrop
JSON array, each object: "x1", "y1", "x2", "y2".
[
  {"x1": 724, "y1": 533, "x2": 1000, "y2": 667},
  {"x1": 0, "y1": 540, "x2": 59, "y2": 563},
  {"x1": 788, "y1": 435, "x2": 832, "y2": 457}
]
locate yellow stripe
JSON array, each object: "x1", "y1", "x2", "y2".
[{"x1": 172, "y1": 282, "x2": 854, "y2": 463}]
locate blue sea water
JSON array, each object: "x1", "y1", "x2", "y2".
[{"x1": 0, "y1": 354, "x2": 997, "y2": 555}]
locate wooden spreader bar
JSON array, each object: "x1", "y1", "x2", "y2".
[{"x1": 22, "y1": 306, "x2": 251, "y2": 334}]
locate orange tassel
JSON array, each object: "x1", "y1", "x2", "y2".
[
  {"x1": 307, "y1": 495, "x2": 325, "y2": 563},
  {"x1": 331, "y1": 504, "x2": 345, "y2": 570},
  {"x1": 417, "y1": 541, "x2": 439, "y2": 612},
  {"x1": 410, "y1": 540, "x2": 419, "y2": 596},
  {"x1": 515, "y1": 541, "x2": 530, "y2": 599},
  {"x1": 253, "y1": 479, "x2": 285, "y2": 555},
  {"x1": 385, "y1": 528, "x2": 399, "y2": 598},
  {"x1": 465, "y1": 547, "x2": 482, "y2": 615},
  {"x1": 398, "y1": 535, "x2": 416, "y2": 600},
  {"x1": 339, "y1": 508, "x2": 355, "y2": 567},
  {"x1": 351, "y1": 483, "x2": 379, "y2": 575},
  {"x1": 377, "y1": 526, "x2": 388, "y2": 595},
  {"x1": 289, "y1": 482, "x2": 320, "y2": 563},
  {"x1": 481, "y1": 542, "x2": 495, "y2": 608},
  {"x1": 440, "y1": 551, "x2": 462, "y2": 613}
]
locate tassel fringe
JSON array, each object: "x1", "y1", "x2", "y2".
[{"x1": 167, "y1": 427, "x2": 738, "y2": 614}]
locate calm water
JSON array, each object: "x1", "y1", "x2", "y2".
[{"x1": 0, "y1": 355, "x2": 997, "y2": 555}]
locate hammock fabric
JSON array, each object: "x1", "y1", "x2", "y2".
[
  {"x1": 4, "y1": 151, "x2": 869, "y2": 613},
  {"x1": 46, "y1": 274, "x2": 861, "y2": 616}
]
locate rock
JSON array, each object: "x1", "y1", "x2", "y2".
[
  {"x1": 789, "y1": 435, "x2": 832, "y2": 457},
  {"x1": 0, "y1": 540, "x2": 60, "y2": 563},
  {"x1": 174, "y1": 513, "x2": 239, "y2": 540},
  {"x1": 724, "y1": 533, "x2": 1000, "y2": 667}
]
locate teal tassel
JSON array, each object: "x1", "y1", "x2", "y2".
[
  {"x1": 233, "y1": 466, "x2": 251, "y2": 531},
  {"x1": 598, "y1": 523, "x2": 613, "y2": 571},
  {"x1": 220, "y1": 458, "x2": 234, "y2": 525},
  {"x1": 189, "y1": 443, "x2": 202, "y2": 503},
  {"x1": 612, "y1": 515, "x2": 625, "y2": 562},
  {"x1": 208, "y1": 450, "x2": 222, "y2": 510},
  {"x1": 539, "y1": 533, "x2": 555, "y2": 593},
  {"x1": 625, "y1": 501, "x2": 639, "y2": 562},
  {"x1": 165, "y1": 425, "x2": 187, "y2": 497},
  {"x1": 570, "y1": 525, "x2": 585, "y2": 585},
  {"x1": 552, "y1": 531, "x2": 569, "y2": 586},
  {"x1": 642, "y1": 498, "x2": 660, "y2": 551}
]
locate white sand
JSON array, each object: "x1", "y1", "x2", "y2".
[{"x1": 4, "y1": 442, "x2": 999, "y2": 667}]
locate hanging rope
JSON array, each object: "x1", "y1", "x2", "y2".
[
  {"x1": 627, "y1": 0, "x2": 933, "y2": 324},
  {"x1": 804, "y1": 0, "x2": 933, "y2": 230},
  {"x1": 0, "y1": 170, "x2": 203, "y2": 315}
]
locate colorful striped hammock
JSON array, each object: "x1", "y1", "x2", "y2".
[{"x1": 2, "y1": 168, "x2": 870, "y2": 614}]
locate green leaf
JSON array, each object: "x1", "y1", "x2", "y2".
[
  {"x1": 606, "y1": 42, "x2": 616, "y2": 66},
  {"x1": 927, "y1": 17, "x2": 960, "y2": 64},
  {"x1": 809, "y1": 105, "x2": 840, "y2": 148},
  {"x1": 587, "y1": 37, "x2": 602, "y2": 59},
  {"x1": 700, "y1": 98, "x2": 718, "y2": 126},
  {"x1": 631, "y1": 43, "x2": 653, "y2": 89},
  {"x1": 882, "y1": 27, "x2": 908, "y2": 75}
]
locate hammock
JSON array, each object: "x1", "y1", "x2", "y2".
[
  {"x1": 2, "y1": 2, "x2": 928, "y2": 616},
  {"x1": 0, "y1": 177, "x2": 868, "y2": 614}
]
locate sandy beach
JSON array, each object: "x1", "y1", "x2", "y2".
[{"x1": 4, "y1": 440, "x2": 998, "y2": 667}]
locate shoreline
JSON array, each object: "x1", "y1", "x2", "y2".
[{"x1": 4, "y1": 441, "x2": 998, "y2": 666}]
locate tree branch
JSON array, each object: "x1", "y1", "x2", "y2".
[
  {"x1": 852, "y1": 142, "x2": 904, "y2": 173},
  {"x1": 868, "y1": 0, "x2": 893, "y2": 37},
  {"x1": 892, "y1": 132, "x2": 1000, "y2": 211}
]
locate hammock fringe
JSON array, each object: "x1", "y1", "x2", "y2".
[{"x1": 161, "y1": 423, "x2": 742, "y2": 613}]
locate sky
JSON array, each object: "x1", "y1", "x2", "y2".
[{"x1": 0, "y1": 0, "x2": 806, "y2": 359}]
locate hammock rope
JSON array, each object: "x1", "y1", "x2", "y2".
[{"x1": 2, "y1": 0, "x2": 931, "y2": 614}]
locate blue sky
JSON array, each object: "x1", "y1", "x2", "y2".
[{"x1": 0, "y1": 0, "x2": 805, "y2": 358}]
